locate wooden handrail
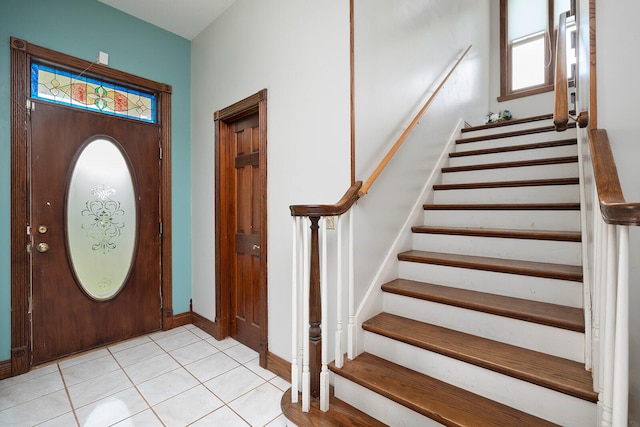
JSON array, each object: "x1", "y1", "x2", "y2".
[
  {"x1": 290, "y1": 181, "x2": 363, "y2": 217},
  {"x1": 554, "y1": 12, "x2": 569, "y2": 131},
  {"x1": 358, "y1": 44, "x2": 473, "y2": 197},
  {"x1": 589, "y1": 129, "x2": 640, "y2": 226}
]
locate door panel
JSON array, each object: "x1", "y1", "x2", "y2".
[
  {"x1": 232, "y1": 113, "x2": 262, "y2": 351},
  {"x1": 30, "y1": 102, "x2": 161, "y2": 364}
]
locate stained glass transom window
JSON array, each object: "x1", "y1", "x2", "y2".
[{"x1": 31, "y1": 63, "x2": 156, "y2": 123}]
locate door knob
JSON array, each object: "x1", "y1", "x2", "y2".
[
  {"x1": 252, "y1": 244, "x2": 260, "y2": 250},
  {"x1": 36, "y1": 242, "x2": 49, "y2": 253}
]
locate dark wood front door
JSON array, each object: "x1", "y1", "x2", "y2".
[
  {"x1": 30, "y1": 102, "x2": 161, "y2": 364},
  {"x1": 215, "y1": 90, "x2": 267, "y2": 363}
]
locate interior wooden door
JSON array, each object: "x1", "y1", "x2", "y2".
[
  {"x1": 230, "y1": 112, "x2": 263, "y2": 352},
  {"x1": 30, "y1": 101, "x2": 162, "y2": 364}
]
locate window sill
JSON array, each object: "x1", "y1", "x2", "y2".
[{"x1": 497, "y1": 84, "x2": 554, "y2": 102}]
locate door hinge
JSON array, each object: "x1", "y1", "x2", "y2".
[
  {"x1": 160, "y1": 294, "x2": 163, "y2": 309},
  {"x1": 159, "y1": 146, "x2": 163, "y2": 160},
  {"x1": 26, "y1": 99, "x2": 35, "y2": 111},
  {"x1": 159, "y1": 221, "x2": 163, "y2": 235}
]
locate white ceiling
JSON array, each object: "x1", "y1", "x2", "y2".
[{"x1": 98, "y1": 0, "x2": 236, "y2": 40}]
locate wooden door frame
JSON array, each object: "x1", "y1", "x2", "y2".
[
  {"x1": 9, "y1": 37, "x2": 173, "y2": 376},
  {"x1": 214, "y1": 89, "x2": 268, "y2": 366}
]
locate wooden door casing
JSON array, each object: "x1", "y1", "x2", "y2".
[{"x1": 215, "y1": 89, "x2": 268, "y2": 366}]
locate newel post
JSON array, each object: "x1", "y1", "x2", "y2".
[{"x1": 308, "y1": 216, "x2": 322, "y2": 399}]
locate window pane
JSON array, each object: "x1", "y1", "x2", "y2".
[
  {"x1": 508, "y1": 0, "x2": 547, "y2": 41},
  {"x1": 512, "y1": 36, "x2": 546, "y2": 90}
]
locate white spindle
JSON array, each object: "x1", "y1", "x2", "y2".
[
  {"x1": 601, "y1": 224, "x2": 618, "y2": 427},
  {"x1": 320, "y1": 219, "x2": 329, "y2": 411},
  {"x1": 291, "y1": 218, "x2": 299, "y2": 403},
  {"x1": 348, "y1": 207, "x2": 356, "y2": 360},
  {"x1": 612, "y1": 226, "x2": 629, "y2": 427},
  {"x1": 335, "y1": 214, "x2": 344, "y2": 368},
  {"x1": 302, "y1": 218, "x2": 310, "y2": 412}
]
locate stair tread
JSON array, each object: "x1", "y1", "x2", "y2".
[
  {"x1": 382, "y1": 278, "x2": 584, "y2": 331},
  {"x1": 456, "y1": 123, "x2": 576, "y2": 144},
  {"x1": 281, "y1": 388, "x2": 387, "y2": 427},
  {"x1": 362, "y1": 313, "x2": 597, "y2": 402},
  {"x1": 462, "y1": 114, "x2": 553, "y2": 133},
  {"x1": 450, "y1": 138, "x2": 577, "y2": 158},
  {"x1": 398, "y1": 249, "x2": 583, "y2": 282},
  {"x1": 331, "y1": 352, "x2": 560, "y2": 426},
  {"x1": 411, "y1": 226, "x2": 581, "y2": 241},
  {"x1": 442, "y1": 155, "x2": 578, "y2": 173},
  {"x1": 433, "y1": 177, "x2": 579, "y2": 191},
  {"x1": 423, "y1": 202, "x2": 581, "y2": 210}
]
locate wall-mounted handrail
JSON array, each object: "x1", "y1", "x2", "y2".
[
  {"x1": 358, "y1": 44, "x2": 472, "y2": 197},
  {"x1": 589, "y1": 129, "x2": 640, "y2": 226},
  {"x1": 554, "y1": 12, "x2": 569, "y2": 131}
]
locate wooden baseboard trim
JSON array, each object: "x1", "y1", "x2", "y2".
[
  {"x1": 172, "y1": 312, "x2": 192, "y2": 328},
  {"x1": 191, "y1": 310, "x2": 219, "y2": 338},
  {"x1": 0, "y1": 359, "x2": 11, "y2": 380},
  {"x1": 267, "y1": 351, "x2": 291, "y2": 383}
]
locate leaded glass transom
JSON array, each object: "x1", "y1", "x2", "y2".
[{"x1": 31, "y1": 63, "x2": 156, "y2": 123}]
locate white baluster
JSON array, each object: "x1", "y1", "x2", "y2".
[
  {"x1": 291, "y1": 217, "x2": 299, "y2": 403},
  {"x1": 601, "y1": 224, "x2": 618, "y2": 427},
  {"x1": 302, "y1": 218, "x2": 310, "y2": 412},
  {"x1": 320, "y1": 218, "x2": 329, "y2": 411},
  {"x1": 335, "y1": 214, "x2": 344, "y2": 368},
  {"x1": 612, "y1": 226, "x2": 629, "y2": 427},
  {"x1": 348, "y1": 208, "x2": 356, "y2": 360}
]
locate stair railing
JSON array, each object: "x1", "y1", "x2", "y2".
[
  {"x1": 288, "y1": 45, "x2": 472, "y2": 412},
  {"x1": 587, "y1": 129, "x2": 638, "y2": 427},
  {"x1": 554, "y1": 11, "x2": 588, "y2": 131}
]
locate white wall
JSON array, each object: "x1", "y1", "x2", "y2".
[
  {"x1": 190, "y1": 0, "x2": 351, "y2": 358},
  {"x1": 596, "y1": 0, "x2": 640, "y2": 424},
  {"x1": 352, "y1": 0, "x2": 491, "y2": 309}
]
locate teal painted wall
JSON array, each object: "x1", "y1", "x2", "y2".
[{"x1": 0, "y1": 0, "x2": 192, "y2": 361}]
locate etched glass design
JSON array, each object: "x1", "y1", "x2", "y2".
[
  {"x1": 31, "y1": 63, "x2": 156, "y2": 123},
  {"x1": 66, "y1": 138, "x2": 137, "y2": 300}
]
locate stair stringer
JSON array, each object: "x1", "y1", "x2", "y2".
[{"x1": 351, "y1": 118, "x2": 464, "y2": 358}]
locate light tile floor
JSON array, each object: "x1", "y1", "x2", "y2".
[{"x1": 0, "y1": 324, "x2": 290, "y2": 426}]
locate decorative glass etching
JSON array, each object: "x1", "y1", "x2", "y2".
[
  {"x1": 67, "y1": 138, "x2": 137, "y2": 300},
  {"x1": 31, "y1": 63, "x2": 156, "y2": 123}
]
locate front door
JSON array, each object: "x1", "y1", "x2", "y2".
[{"x1": 30, "y1": 101, "x2": 161, "y2": 364}]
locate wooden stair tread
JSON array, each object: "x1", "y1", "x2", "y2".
[
  {"x1": 461, "y1": 114, "x2": 553, "y2": 133},
  {"x1": 411, "y1": 225, "x2": 581, "y2": 242},
  {"x1": 456, "y1": 123, "x2": 576, "y2": 144},
  {"x1": 381, "y1": 278, "x2": 584, "y2": 331},
  {"x1": 362, "y1": 313, "x2": 597, "y2": 402},
  {"x1": 433, "y1": 177, "x2": 579, "y2": 191},
  {"x1": 398, "y1": 250, "x2": 583, "y2": 282},
  {"x1": 281, "y1": 388, "x2": 387, "y2": 427},
  {"x1": 423, "y1": 202, "x2": 580, "y2": 211},
  {"x1": 330, "y1": 352, "x2": 560, "y2": 426},
  {"x1": 442, "y1": 155, "x2": 578, "y2": 173},
  {"x1": 450, "y1": 138, "x2": 576, "y2": 158}
]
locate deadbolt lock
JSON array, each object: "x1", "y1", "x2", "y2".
[{"x1": 38, "y1": 225, "x2": 48, "y2": 234}]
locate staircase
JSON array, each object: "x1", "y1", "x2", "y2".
[{"x1": 327, "y1": 115, "x2": 598, "y2": 426}]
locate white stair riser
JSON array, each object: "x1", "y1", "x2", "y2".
[
  {"x1": 449, "y1": 145, "x2": 577, "y2": 167},
  {"x1": 363, "y1": 333, "x2": 597, "y2": 427},
  {"x1": 412, "y1": 233, "x2": 582, "y2": 265},
  {"x1": 423, "y1": 209, "x2": 581, "y2": 231},
  {"x1": 441, "y1": 162, "x2": 579, "y2": 184},
  {"x1": 398, "y1": 261, "x2": 583, "y2": 307},
  {"x1": 333, "y1": 376, "x2": 441, "y2": 427},
  {"x1": 433, "y1": 184, "x2": 580, "y2": 204},
  {"x1": 457, "y1": 131, "x2": 575, "y2": 152},
  {"x1": 461, "y1": 119, "x2": 555, "y2": 138},
  {"x1": 382, "y1": 293, "x2": 585, "y2": 361}
]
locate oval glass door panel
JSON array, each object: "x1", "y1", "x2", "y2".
[{"x1": 66, "y1": 138, "x2": 137, "y2": 300}]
